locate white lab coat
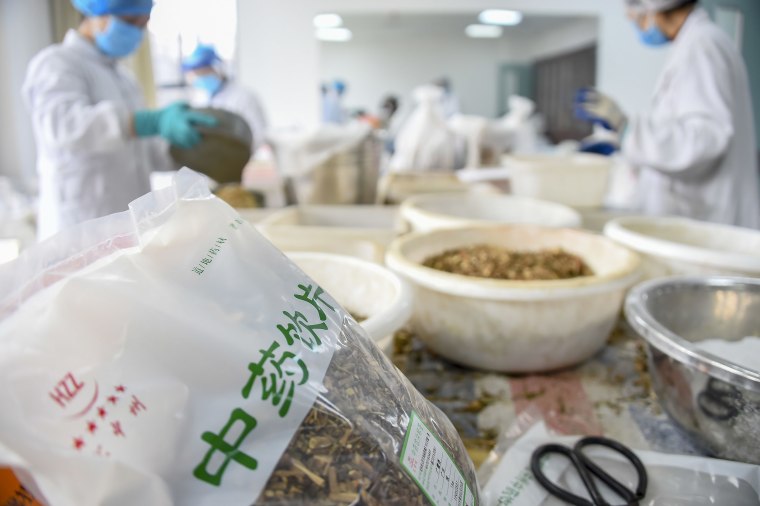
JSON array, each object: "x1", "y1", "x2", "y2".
[
  {"x1": 440, "y1": 91, "x2": 461, "y2": 119},
  {"x1": 193, "y1": 81, "x2": 268, "y2": 152},
  {"x1": 23, "y1": 30, "x2": 173, "y2": 240},
  {"x1": 623, "y1": 8, "x2": 760, "y2": 229},
  {"x1": 322, "y1": 90, "x2": 347, "y2": 125}
]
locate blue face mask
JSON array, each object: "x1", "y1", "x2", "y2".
[
  {"x1": 637, "y1": 17, "x2": 669, "y2": 47},
  {"x1": 193, "y1": 75, "x2": 223, "y2": 97},
  {"x1": 95, "y1": 16, "x2": 145, "y2": 58}
]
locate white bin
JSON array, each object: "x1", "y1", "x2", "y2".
[
  {"x1": 503, "y1": 154, "x2": 611, "y2": 208},
  {"x1": 604, "y1": 216, "x2": 760, "y2": 278},
  {"x1": 401, "y1": 193, "x2": 581, "y2": 233}
]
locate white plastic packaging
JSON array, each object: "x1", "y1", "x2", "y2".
[
  {"x1": 0, "y1": 169, "x2": 478, "y2": 506},
  {"x1": 390, "y1": 86, "x2": 460, "y2": 173}
]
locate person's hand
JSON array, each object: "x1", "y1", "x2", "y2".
[
  {"x1": 579, "y1": 124, "x2": 621, "y2": 156},
  {"x1": 579, "y1": 140, "x2": 618, "y2": 156},
  {"x1": 574, "y1": 88, "x2": 628, "y2": 133},
  {"x1": 134, "y1": 102, "x2": 217, "y2": 148}
]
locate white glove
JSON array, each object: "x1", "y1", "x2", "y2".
[{"x1": 575, "y1": 88, "x2": 628, "y2": 133}]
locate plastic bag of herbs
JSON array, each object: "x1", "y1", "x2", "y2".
[{"x1": 0, "y1": 169, "x2": 478, "y2": 506}]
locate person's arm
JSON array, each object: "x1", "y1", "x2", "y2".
[
  {"x1": 23, "y1": 53, "x2": 133, "y2": 154},
  {"x1": 623, "y1": 38, "x2": 735, "y2": 178},
  {"x1": 24, "y1": 52, "x2": 217, "y2": 155},
  {"x1": 146, "y1": 137, "x2": 180, "y2": 172},
  {"x1": 244, "y1": 92, "x2": 269, "y2": 151}
]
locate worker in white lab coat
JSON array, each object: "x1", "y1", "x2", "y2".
[
  {"x1": 24, "y1": 0, "x2": 217, "y2": 240},
  {"x1": 575, "y1": 0, "x2": 759, "y2": 228},
  {"x1": 322, "y1": 80, "x2": 349, "y2": 125},
  {"x1": 433, "y1": 77, "x2": 461, "y2": 119},
  {"x1": 182, "y1": 44, "x2": 269, "y2": 153}
]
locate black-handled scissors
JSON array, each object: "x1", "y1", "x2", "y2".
[
  {"x1": 697, "y1": 377, "x2": 744, "y2": 422},
  {"x1": 530, "y1": 436, "x2": 648, "y2": 506}
]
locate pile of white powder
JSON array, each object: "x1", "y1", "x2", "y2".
[{"x1": 696, "y1": 336, "x2": 760, "y2": 372}]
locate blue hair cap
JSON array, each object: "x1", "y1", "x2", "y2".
[
  {"x1": 333, "y1": 79, "x2": 346, "y2": 94},
  {"x1": 182, "y1": 44, "x2": 221, "y2": 72},
  {"x1": 71, "y1": 0, "x2": 153, "y2": 16}
]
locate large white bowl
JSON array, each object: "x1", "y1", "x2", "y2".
[
  {"x1": 377, "y1": 171, "x2": 500, "y2": 204},
  {"x1": 287, "y1": 252, "x2": 412, "y2": 353},
  {"x1": 258, "y1": 205, "x2": 400, "y2": 263},
  {"x1": 386, "y1": 226, "x2": 641, "y2": 372},
  {"x1": 400, "y1": 193, "x2": 581, "y2": 233},
  {"x1": 261, "y1": 205, "x2": 399, "y2": 230},
  {"x1": 604, "y1": 216, "x2": 760, "y2": 278},
  {"x1": 502, "y1": 154, "x2": 611, "y2": 208}
]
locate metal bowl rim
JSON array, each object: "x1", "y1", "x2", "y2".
[{"x1": 625, "y1": 275, "x2": 760, "y2": 392}]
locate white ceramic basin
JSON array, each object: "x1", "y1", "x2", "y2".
[
  {"x1": 401, "y1": 193, "x2": 581, "y2": 233},
  {"x1": 502, "y1": 153, "x2": 611, "y2": 208},
  {"x1": 386, "y1": 225, "x2": 641, "y2": 372},
  {"x1": 288, "y1": 252, "x2": 412, "y2": 353},
  {"x1": 604, "y1": 216, "x2": 760, "y2": 278},
  {"x1": 258, "y1": 205, "x2": 401, "y2": 263}
]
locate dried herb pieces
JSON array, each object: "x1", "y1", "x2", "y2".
[
  {"x1": 423, "y1": 245, "x2": 593, "y2": 281},
  {"x1": 348, "y1": 312, "x2": 368, "y2": 323},
  {"x1": 255, "y1": 321, "x2": 479, "y2": 505},
  {"x1": 214, "y1": 184, "x2": 260, "y2": 208}
]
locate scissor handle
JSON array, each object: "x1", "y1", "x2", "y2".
[
  {"x1": 530, "y1": 444, "x2": 602, "y2": 506},
  {"x1": 575, "y1": 437, "x2": 648, "y2": 502},
  {"x1": 697, "y1": 378, "x2": 743, "y2": 421},
  {"x1": 697, "y1": 390, "x2": 740, "y2": 421}
]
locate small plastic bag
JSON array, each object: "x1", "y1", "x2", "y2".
[
  {"x1": 479, "y1": 416, "x2": 760, "y2": 506},
  {"x1": 390, "y1": 86, "x2": 460, "y2": 173},
  {"x1": 0, "y1": 169, "x2": 479, "y2": 506}
]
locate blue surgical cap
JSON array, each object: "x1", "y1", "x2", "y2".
[
  {"x1": 333, "y1": 79, "x2": 346, "y2": 94},
  {"x1": 71, "y1": 0, "x2": 154, "y2": 16},
  {"x1": 182, "y1": 44, "x2": 221, "y2": 72}
]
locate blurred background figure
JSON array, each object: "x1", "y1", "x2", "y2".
[
  {"x1": 433, "y1": 77, "x2": 460, "y2": 119},
  {"x1": 322, "y1": 79, "x2": 349, "y2": 125},
  {"x1": 23, "y1": 0, "x2": 216, "y2": 240},
  {"x1": 183, "y1": 44, "x2": 269, "y2": 153},
  {"x1": 390, "y1": 85, "x2": 460, "y2": 172},
  {"x1": 575, "y1": 0, "x2": 759, "y2": 228},
  {"x1": 379, "y1": 95, "x2": 400, "y2": 130}
]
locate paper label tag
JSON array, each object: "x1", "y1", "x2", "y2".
[{"x1": 400, "y1": 411, "x2": 476, "y2": 506}]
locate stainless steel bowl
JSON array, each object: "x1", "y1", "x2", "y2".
[{"x1": 625, "y1": 276, "x2": 760, "y2": 464}]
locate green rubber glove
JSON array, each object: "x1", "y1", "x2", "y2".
[{"x1": 134, "y1": 101, "x2": 218, "y2": 148}]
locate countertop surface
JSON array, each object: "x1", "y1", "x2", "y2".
[{"x1": 391, "y1": 319, "x2": 709, "y2": 469}]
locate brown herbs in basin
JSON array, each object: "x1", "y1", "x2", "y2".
[{"x1": 423, "y1": 245, "x2": 594, "y2": 281}]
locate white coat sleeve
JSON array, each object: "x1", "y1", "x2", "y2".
[
  {"x1": 23, "y1": 52, "x2": 132, "y2": 155},
  {"x1": 240, "y1": 91, "x2": 268, "y2": 151},
  {"x1": 147, "y1": 137, "x2": 179, "y2": 172},
  {"x1": 622, "y1": 38, "x2": 734, "y2": 178}
]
